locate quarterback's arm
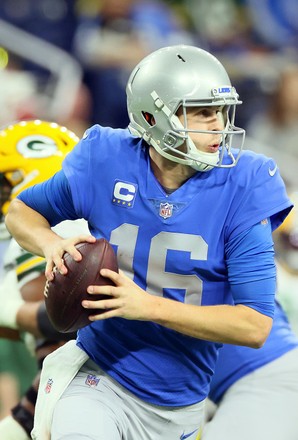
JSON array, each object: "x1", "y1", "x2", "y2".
[
  {"x1": 84, "y1": 221, "x2": 276, "y2": 348},
  {"x1": 5, "y1": 170, "x2": 79, "y2": 256},
  {"x1": 5, "y1": 198, "x2": 58, "y2": 258},
  {"x1": 6, "y1": 198, "x2": 94, "y2": 278},
  {"x1": 149, "y1": 299, "x2": 272, "y2": 348},
  {"x1": 86, "y1": 270, "x2": 272, "y2": 348},
  {"x1": 5, "y1": 171, "x2": 95, "y2": 277}
]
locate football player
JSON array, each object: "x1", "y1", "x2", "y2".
[
  {"x1": 0, "y1": 120, "x2": 86, "y2": 439},
  {"x1": 274, "y1": 199, "x2": 298, "y2": 335},
  {"x1": 6, "y1": 45, "x2": 293, "y2": 440}
]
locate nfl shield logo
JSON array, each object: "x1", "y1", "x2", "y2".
[
  {"x1": 159, "y1": 202, "x2": 173, "y2": 219},
  {"x1": 85, "y1": 374, "x2": 100, "y2": 387},
  {"x1": 45, "y1": 378, "x2": 53, "y2": 394}
]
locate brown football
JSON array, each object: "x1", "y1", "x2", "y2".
[{"x1": 44, "y1": 239, "x2": 118, "y2": 333}]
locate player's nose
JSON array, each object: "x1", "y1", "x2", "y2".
[{"x1": 211, "y1": 116, "x2": 224, "y2": 132}]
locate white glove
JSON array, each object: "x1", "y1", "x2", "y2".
[
  {"x1": 0, "y1": 415, "x2": 30, "y2": 440},
  {"x1": 0, "y1": 269, "x2": 24, "y2": 329}
]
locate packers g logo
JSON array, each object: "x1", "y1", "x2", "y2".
[{"x1": 17, "y1": 135, "x2": 59, "y2": 158}]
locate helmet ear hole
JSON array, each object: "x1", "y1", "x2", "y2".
[{"x1": 142, "y1": 112, "x2": 156, "y2": 127}]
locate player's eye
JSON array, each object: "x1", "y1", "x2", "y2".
[{"x1": 197, "y1": 108, "x2": 216, "y2": 119}]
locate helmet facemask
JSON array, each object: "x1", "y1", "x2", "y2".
[{"x1": 129, "y1": 93, "x2": 245, "y2": 172}]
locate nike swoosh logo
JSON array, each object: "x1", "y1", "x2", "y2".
[
  {"x1": 180, "y1": 428, "x2": 199, "y2": 440},
  {"x1": 268, "y1": 165, "x2": 278, "y2": 176}
]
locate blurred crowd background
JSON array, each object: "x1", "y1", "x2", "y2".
[
  {"x1": 1, "y1": 0, "x2": 298, "y2": 421},
  {"x1": 0, "y1": 0, "x2": 298, "y2": 189}
]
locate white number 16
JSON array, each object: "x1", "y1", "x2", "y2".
[{"x1": 110, "y1": 223, "x2": 208, "y2": 306}]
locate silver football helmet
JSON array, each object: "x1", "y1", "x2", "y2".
[{"x1": 126, "y1": 45, "x2": 245, "y2": 172}]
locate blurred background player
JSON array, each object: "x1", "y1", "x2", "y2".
[
  {"x1": 72, "y1": 0, "x2": 194, "y2": 128},
  {"x1": 202, "y1": 207, "x2": 298, "y2": 439},
  {"x1": 245, "y1": 64, "x2": 298, "y2": 190},
  {"x1": 274, "y1": 196, "x2": 298, "y2": 335},
  {"x1": 0, "y1": 130, "x2": 39, "y2": 427},
  {"x1": 0, "y1": 120, "x2": 88, "y2": 439}
]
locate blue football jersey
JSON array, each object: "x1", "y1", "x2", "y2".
[
  {"x1": 61, "y1": 125, "x2": 291, "y2": 405},
  {"x1": 18, "y1": 124, "x2": 292, "y2": 406}
]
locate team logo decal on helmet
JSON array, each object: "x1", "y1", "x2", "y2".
[
  {"x1": 0, "y1": 120, "x2": 79, "y2": 239},
  {"x1": 16, "y1": 135, "x2": 60, "y2": 158}
]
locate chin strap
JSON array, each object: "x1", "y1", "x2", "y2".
[{"x1": 189, "y1": 148, "x2": 220, "y2": 172}]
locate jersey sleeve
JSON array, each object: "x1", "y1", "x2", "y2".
[
  {"x1": 17, "y1": 170, "x2": 78, "y2": 226},
  {"x1": 227, "y1": 154, "x2": 293, "y2": 239},
  {"x1": 226, "y1": 218, "x2": 276, "y2": 317}
]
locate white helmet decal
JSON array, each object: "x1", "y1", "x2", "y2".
[{"x1": 17, "y1": 135, "x2": 59, "y2": 158}]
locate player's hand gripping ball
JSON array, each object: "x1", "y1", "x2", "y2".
[{"x1": 44, "y1": 239, "x2": 118, "y2": 333}]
